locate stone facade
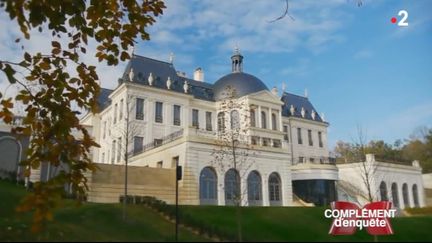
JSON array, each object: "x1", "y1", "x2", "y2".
[{"x1": 337, "y1": 154, "x2": 425, "y2": 209}]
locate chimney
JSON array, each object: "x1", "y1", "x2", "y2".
[{"x1": 193, "y1": 67, "x2": 204, "y2": 82}]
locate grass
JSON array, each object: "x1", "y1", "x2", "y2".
[
  {"x1": 1, "y1": 180, "x2": 432, "y2": 242},
  {"x1": 178, "y1": 205, "x2": 432, "y2": 242},
  {"x1": 0, "y1": 180, "x2": 206, "y2": 242}
]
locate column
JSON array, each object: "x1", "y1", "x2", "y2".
[
  {"x1": 282, "y1": 172, "x2": 292, "y2": 206},
  {"x1": 262, "y1": 175, "x2": 270, "y2": 206},
  {"x1": 218, "y1": 171, "x2": 225, "y2": 206},
  {"x1": 398, "y1": 183, "x2": 405, "y2": 209},
  {"x1": 408, "y1": 183, "x2": 414, "y2": 208},
  {"x1": 241, "y1": 175, "x2": 247, "y2": 206},
  {"x1": 257, "y1": 105, "x2": 262, "y2": 128},
  {"x1": 268, "y1": 108, "x2": 272, "y2": 130}
]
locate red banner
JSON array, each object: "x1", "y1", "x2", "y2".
[{"x1": 328, "y1": 201, "x2": 394, "y2": 235}]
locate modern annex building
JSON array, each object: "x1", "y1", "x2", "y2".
[{"x1": 81, "y1": 50, "x2": 339, "y2": 207}]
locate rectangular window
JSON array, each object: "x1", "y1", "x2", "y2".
[
  {"x1": 108, "y1": 118, "x2": 111, "y2": 136},
  {"x1": 154, "y1": 139, "x2": 162, "y2": 147},
  {"x1": 117, "y1": 137, "x2": 122, "y2": 163},
  {"x1": 297, "y1": 128, "x2": 302, "y2": 144},
  {"x1": 173, "y1": 105, "x2": 181, "y2": 126},
  {"x1": 134, "y1": 136, "x2": 144, "y2": 154},
  {"x1": 206, "y1": 112, "x2": 212, "y2": 131},
  {"x1": 172, "y1": 156, "x2": 179, "y2": 168},
  {"x1": 271, "y1": 113, "x2": 277, "y2": 130},
  {"x1": 101, "y1": 152, "x2": 105, "y2": 163},
  {"x1": 250, "y1": 109, "x2": 256, "y2": 127},
  {"x1": 308, "y1": 129, "x2": 313, "y2": 146},
  {"x1": 157, "y1": 161, "x2": 163, "y2": 168},
  {"x1": 283, "y1": 125, "x2": 289, "y2": 141},
  {"x1": 192, "y1": 109, "x2": 199, "y2": 128},
  {"x1": 111, "y1": 140, "x2": 116, "y2": 164},
  {"x1": 299, "y1": 156, "x2": 304, "y2": 163},
  {"x1": 261, "y1": 112, "x2": 267, "y2": 129},
  {"x1": 318, "y1": 132, "x2": 323, "y2": 148},
  {"x1": 155, "y1": 102, "x2": 163, "y2": 123},
  {"x1": 217, "y1": 112, "x2": 225, "y2": 132},
  {"x1": 114, "y1": 103, "x2": 118, "y2": 124},
  {"x1": 119, "y1": 99, "x2": 124, "y2": 121},
  {"x1": 103, "y1": 121, "x2": 107, "y2": 139},
  {"x1": 136, "y1": 98, "x2": 144, "y2": 120}
]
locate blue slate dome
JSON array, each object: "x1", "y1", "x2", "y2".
[
  {"x1": 213, "y1": 49, "x2": 268, "y2": 100},
  {"x1": 213, "y1": 72, "x2": 268, "y2": 100}
]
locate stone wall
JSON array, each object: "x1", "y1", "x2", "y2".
[{"x1": 87, "y1": 163, "x2": 176, "y2": 203}]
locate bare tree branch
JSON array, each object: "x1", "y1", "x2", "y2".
[{"x1": 267, "y1": 0, "x2": 295, "y2": 23}]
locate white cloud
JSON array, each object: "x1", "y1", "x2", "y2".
[
  {"x1": 366, "y1": 102, "x2": 432, "y2": 141},
  {"x1": 0, "y1": 11, "x2": 129, "y2": 93},
  {"x1": 141, "y1": 0, "x2": 352, "y2": 56},
  {"x1": 1, "y1": 0, "x2": 355, "y2": 93}
]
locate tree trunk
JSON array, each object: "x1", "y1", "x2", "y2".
[{"x1": 236, "y1": 204, "x2": 243, "y2": 242}]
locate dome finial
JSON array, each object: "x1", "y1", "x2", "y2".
[
  {"x1": 169, "y1": 52, "x2": 175, "y2": 64},
  {"x1": 231, "y1": 44, "x2": 243, "y2": 73},
  {"x1": 234, "y1": 43, "x2": 240, "y2": 55}
]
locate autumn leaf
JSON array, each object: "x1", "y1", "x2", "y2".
[{"x1": 0, "y1": 0, "x2": 166, "y2": 233}]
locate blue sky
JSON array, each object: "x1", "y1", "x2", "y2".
[
  {"x1": 130, "y1": 0, "x2": 432, "y2": 149},
  {"x1": 0, "y1": 0, "x2": 431, "y2": 149}
]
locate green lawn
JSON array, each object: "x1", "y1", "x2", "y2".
[
  {"x1": 0, "y1": 180, "x2": 206, "y2": 242},
  {"x1": 2, "y1": 180, "x2": 432, "y2": 242},
  {"x1": 179, "y1": 205, "x2": 432, "y2": 242}
]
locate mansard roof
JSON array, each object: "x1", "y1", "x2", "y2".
[
  {"x1": 281, "y1": 92, "x2": 326, "y2": 123},
  {"x1": 97, "y1": 88, "x2": 113, "y2": 112},
  {"x1": 121, "y1": 54, "x2": 214, "y2": 101},
  {"x1": 95, "y1": 55, "x2": 327, "y2": 124}
]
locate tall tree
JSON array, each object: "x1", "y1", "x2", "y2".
[
  {"x1": 403, "y1": 127, "x2": 432, "y2": 173},
  {"x1": 0, "y1": 0, "x2": 165, "y2": 232},
  {"x1": 211, "y1": 85, "x2": 255, "y2": 242},
  {"x1": 108, "y1": 89, "x2": 143, "y2": 221}
]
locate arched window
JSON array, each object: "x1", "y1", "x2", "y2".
[
  {"x1": 230, "y1": 110, "x2": 240, "y2": 130},
  {"x1": 412, "y1": 184, "x2": 420, "y2": 207},
  {"x1": 247, "y1": 171, "x2": 262, "y2": 206},
  {"x1": 217, "y1": 112, "x2": 225, "y2": 132},
  {"x1": 0, "y1": 137, "x2": 21, "y2": 177},
  {"x1": 402, "y1": 183, "x2": 410, "y2": 208},
  {"x1": 200, "y1": 167, "x2": 218, "y2": 205},
  {"x1": 269, "y1": 172, "x2": 282, "y2": 206},
  {"x1": 261, "y1": 111, "x2": 267, "y2": 129},
  {"x1": 379, "y1": 181, "x2": 388, "y2": 201},
  {"x1": 391, "y1": 183, "x2": 400, "y2": 208},
  {"x1": 250, "y1": 109, "x2": 256, "y2": 127},
  {"x1": 225, "y1": 169, "x2": 240, "y2": 205},
  {"x1": 271, "y1": 113, "x2": 277, "y2": 130}
]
